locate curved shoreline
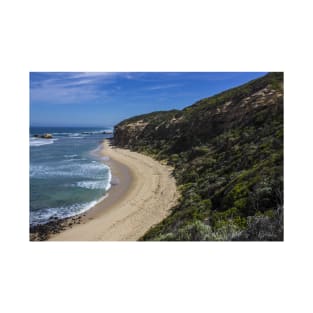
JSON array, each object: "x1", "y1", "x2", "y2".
[{"x1": 48, "y1": 139, "x2": 179, "y2": 241}]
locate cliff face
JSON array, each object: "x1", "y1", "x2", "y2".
[
  {"x1": 114, "y1": 110, "x2": 181, "y2": 148},
  {"x1": 114, "y1": 73, "x2": 284, "y2": 241}
]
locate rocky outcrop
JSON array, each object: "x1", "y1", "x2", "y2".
[
  {"x1": 114, "y1": 120, "x2": 149, "y2": 146},
  {"x1": 30, "y1": 214, "x2": 84, "y2": 241},
  {"x1": 42, "y1": 133, "x2": 53, "y2": 139},
  {"x1": 34, "y1": 133, "x2": 53, "y2": 139}
]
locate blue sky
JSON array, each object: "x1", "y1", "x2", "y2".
[{"x1": 30, "y1": 72, "x2": 267, "y2": 127}]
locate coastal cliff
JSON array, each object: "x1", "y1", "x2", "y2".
[{"x1": 114, "y1": 73, "x2": 284, "y2": 241}]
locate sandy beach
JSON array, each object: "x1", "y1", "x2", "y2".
[{"x1": 49, "y1": 140, "x2": 178, "y2": 241}]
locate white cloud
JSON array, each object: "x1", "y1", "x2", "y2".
[
  {"x1": 145, "y1": 83, "x2": 180, "y2": 91},
  {"x1": 30, "y1": 72, "x2": 122, "y2": 104}
]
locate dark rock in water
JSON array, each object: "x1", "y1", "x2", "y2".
[
  {"x1": 42, "y1": 133, "x2": 53, "y2": 139},
  {"x1": 102, "y1": 131, "x2": 113, "y2": 134},
  {"x1": 29, "y1": 213, "x2": 86, "y2": 241},
  {"x1": 33, "y1": 133, "x2": 53, "y2": 139},
  {"x1": 30, "y1": 218, "x2": 65, "y2": 241}
]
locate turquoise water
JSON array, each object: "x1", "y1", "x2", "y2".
[{"x1": 30, "y1": 127, "x2": 113, "y2": 225}]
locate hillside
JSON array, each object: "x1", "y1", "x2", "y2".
[{"x1": 113, "y1": 73, "x2": 284, "y2": 241}]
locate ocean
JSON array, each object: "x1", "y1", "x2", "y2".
[{"x1": 30, "y1": 127, "x2": 113, "y2": 226}]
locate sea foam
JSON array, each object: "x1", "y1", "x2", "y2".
[
  {"x1": 30, "y1": 162, "x2": 111, "y2": 179},
  {"x1": 30, "y1": 127, "x2": 113, "y2": 225},
  {"x1": 30, "y1": 198, "x2": 106, "y2": 226},
  {"x1": 76, "y1": 181, "x2": 106, "y2": 190},
  {"x1": 30, "y1": 138, "x2": 57, "y2": 147}
]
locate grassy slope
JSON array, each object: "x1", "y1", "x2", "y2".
[{"x1": 114, "y1": 73, "x2": 284, "y2": 241}]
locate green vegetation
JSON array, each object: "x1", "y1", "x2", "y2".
[{"x1": 114, "y1": 73, "x2": 284, "y2": 241}]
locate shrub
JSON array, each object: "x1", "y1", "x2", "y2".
[{"x1": 234, "y1": 206, "x2": 283, "y2": 241}]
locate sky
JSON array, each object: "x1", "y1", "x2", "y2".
[{"x1": 30, "y1": 72, "x2": 267, "y2": 127}]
